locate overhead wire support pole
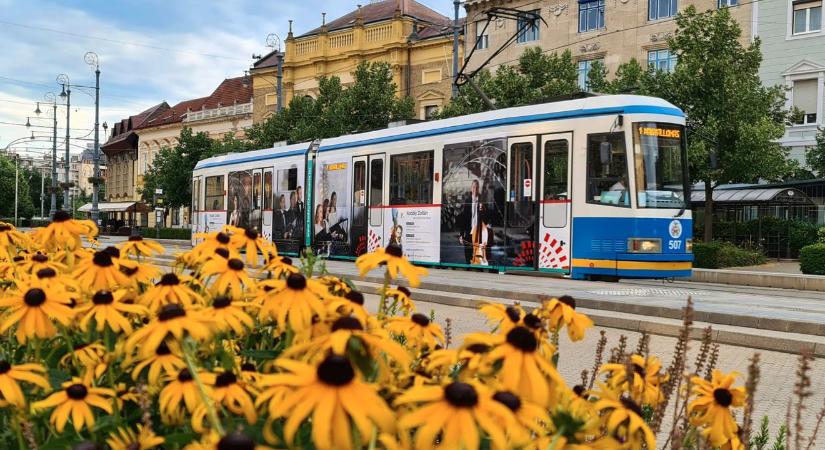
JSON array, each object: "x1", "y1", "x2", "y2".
[{"x1": 452, "y1": 0, "x2": 461, "y2": 98}]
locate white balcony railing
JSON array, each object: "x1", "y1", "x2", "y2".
[{"x1": 184, "y1": 102, "x2": 253, "y2": 123}]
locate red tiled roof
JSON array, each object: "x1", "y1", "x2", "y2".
[
  {"x1": 102, "y1": 102, "x2": 167, "y2": 151},
  {"x1": 138, "y1": 97, "x2": 207, "y2": 129},
  {"x1": 416, "y1": 17, "x2": 464, "y2": 40},
  {"x1": 299, "y1": 0, "x2": 450, "y2": 37},
  {"x1": 136, "y1": 77, "x2": 252, "y2": 129},
  {"x1": 253, "y1": 50, "x2": 281, "y2": 69}
]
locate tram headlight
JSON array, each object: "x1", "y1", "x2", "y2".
[
  {"x1": 627, "y1": 238, "x2": 662, "y2": 253},
  {"x1": 686, "y1": 238, "x2": 693, "y2": 253}
]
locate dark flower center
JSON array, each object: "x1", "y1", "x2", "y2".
[
  {"x1": 506, "y1": 326, "x2": 538, "y2": 352},
  {"x1": 36, "y1": 268, "x2": 57, "y2": 279},
  {"x1": 262, "y1": 285, "x2": 274, "y2": 292},
  {"x1": 158, "y1": 303, "x2": 186, "y2": 321},
  {"x1": 126, "y1": 443, "x2": 141, "y2": 450},
  {"x1": 241, "y1": 362, "x2": 256, "y2": 372},
  {"x1": 73, "y1": 342, "x2": 89, "y2": 351},
  {"x1": 177, "y1": 369, "x2": 193, "y2": 382},
  {"x1": 103, "y1": 246, "x2": 121, "y2": 259},
  {"x1": 286, "y1": 273, "x2": 307, "y2": 290},
  {"x1": 385, "y1": 244, "x2": 403, "y2": 257},
  {"x1": 0, "y1": 360, "x2": 10, "y2": 374},
  {"x1": 714, "y1": 388, "x2": 733, "y2": 407},
  {"x1": 559, "y1": 295, "x2": 576, "y2": 309},
  {"x1": 32, "y1": 254, "x2": 48, "y2": 263},
  {"x1": 214, "y1": 248, "x2": 230, "y2": 259},
  {"x1": 465, "y1": 343, "x2": 490, "y2": 354},
  {"x1": 281, "y1": 256, "x2": 293, "y2": 266},
  {"x1": 0, "y1": 224, "x2": 10, "y2": 232},
  {"x1": 217, "y1": 432, "x2": 256, "y2": 450},
  {"x1": 227, "y1": 258, "x2": 244, "y2": 271},
  {"x1": 159, "y1": 273, "x2": 180, "y2": 286},
  {"x1": 492, "y1": 391, "x2": 521, "y2": 411},
  {"x1": 332, "y1": 316, "x2": 364, "y2": 331},
  {"x1": 24, "y1": 288, "x2": 47, "y2": 307},
  {"x1": 213, "y1": 296, "x2": 232, "y2": 309},
  {"x1": 156, "y1": 341, "x2": 172, "y2": 356},
  {"x1": 92, "y1": 251, "x2": 114, "y2": 267},
  {"x1": 397, "y1": 286, "x2": 411, "y2": 297},
  {"x1": 620, "y1": 396, "x2": 644, "y2": 417},
  {"x1": 505, "y1": 306, "x2": 521, "y2": 323},
  {"x1": 573, "y1": 385, "x2": 586, "y2": 397},
  {"x1": 121, "y1": 266, "x2": 139, "y2": 276},
  {"x1": 244, "y1": 228, "x2": 258, "y2": 240},
  {"x1": 66, "y1": 383, "x2": 88, "y2": 400},
  {"x1": 444, "y1": 382, "x2": 478, "y2": 408},
  {"x1": 13, "y1": 256, "x2": 24, "y2": 263},
  {"x1": 523, "y1": 313, "x2": 542, "y2": 329},
  {"x1": 128, "y1": 235, "x2": 143, "y2": 242},
  {"x1": 344, "y1": 290, "x2": 364, "y2": 305},
  {"x1": 317, "y1": 354, "x2": 355, "y2": 386},
  {"x1": 411, "y1": 313, "x2": 430, "y2": 327},
  {"x1": 216, "y1": 232, "x2": 230, "y2": 245},
  {"x1": 215, "y1": 371, "x2": 237, "y2": 387},
  {"x1": 633, "y1": 364, "x2": 646, "y2": 377},
  {"x1": 92, "y1": 291, "x2": 114, "y2": 305},
  {"x1": 52, "y1": 210, "x2": 70, "y2": 222}
]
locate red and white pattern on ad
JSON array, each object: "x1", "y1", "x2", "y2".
[
  {"x1": 539, "y1": 232, "x2": 569, "y2": 270},
  {"x1": 368, "y1": 228, "x2": 382, "y2": 253}
]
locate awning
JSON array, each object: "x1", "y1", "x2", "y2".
[
  {"x1": 690, "y1": 187, "x2": 814, "y2": 204},
  {"x1": 77, "y1": 202, "x2": 150, "y2": 213}
]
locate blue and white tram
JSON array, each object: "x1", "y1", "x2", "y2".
[{"x1": 192, "y1": 94, "x2": 692, "y2": 280}]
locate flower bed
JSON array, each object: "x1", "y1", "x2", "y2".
[{"x1": 0, "y1": 213, "x2": 816, "y2": 449}]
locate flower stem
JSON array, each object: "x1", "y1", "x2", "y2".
[
  {"x1": 182, "y1": 338, "x2": 224, "y2": 435},
  {"x1": 378, "y1": 269, "x2": 390, "y2": 320}
]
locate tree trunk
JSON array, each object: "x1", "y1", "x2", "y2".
[{"x1": 703, "y1": 179, "x2": 714, "y2": 242}]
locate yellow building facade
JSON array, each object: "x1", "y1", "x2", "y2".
[{"x1": 251, "y1": 0, "x2": 463, "y2": 123}]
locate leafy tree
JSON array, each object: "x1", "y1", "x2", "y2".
[
  {"x1": 0, "y1": 155, "x2": 35, "y2": 220},
  {"x1": 805, "y1": 127, "x2": 825, "y2": 176}
]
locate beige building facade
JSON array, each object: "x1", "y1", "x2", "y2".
[{"x1": 464, "y1": 0, "x2": 754, "y2": 87}]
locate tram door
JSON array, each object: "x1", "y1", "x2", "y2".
[
  {"x1": 351, "y1": 154, "x2": 385, "y2": 256},
  {"x1": 537, "y1": 133, "x2": 572, "y2": 273},
  {"x1": 505, "y1": 137, "x2": 536, "y2": 269}
]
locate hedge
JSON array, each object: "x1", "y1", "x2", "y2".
[
  {"x1": 799, "y1": 243, "x2": 825, "y2": 275},
  {"x1": 698, "y1": 217, "x2": 820, "y2": 254},
  {"x1": 138, "y1": 227, "x2": 192, "y2": 240},
  {"x1": 693, "y1": 241, "x2": 767, "y2": 269}
]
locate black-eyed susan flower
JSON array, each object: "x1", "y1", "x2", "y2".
[
  {"x1": 16, "y1": 252, "x2": 66, "y2": 276},
  {"x1": 592, "y1": 383, "x2": 655, "y2": 450},
  {"x1": 182, "y1": 431, "x2": 272, "y2": 450},
  {"x1": 0, "y1": 360, "x2": 49, "y2": 407},
  {"x1": 539, "y1": 295, "x2": 593, "y2": 342},
  {"x1": 60, "y1": 342, "x2": 107, "y2": 376},
  {"x1": 196, "y1": 370, "x2": 258, "y2": 426},
  {"x1": 32, "y1": 377, "x2": 114, "y2": 433},
  {"x1": 34, "y1": 210, "x2": 97, "y2": 252},
  {"x1": 121, "y1": 262, "x2": 160, "y2": 286},
  {"x1": 120, "y1": 235, "x2": 165, "y2": 259},
  {"x1": 464, "y1": 326, "x2": 563, "y2": 406},
  {"x1": 319, "y1": 275, "x2": 351, "y2": 296},
  {"x1": 229, "y1": 226, "x2": 273, "y2": 266},
  {"x1": 261, "y1": 254, "x2": 299, "y2": 279},
  {"x1": 386, "y1": 313, "x2": 444, "y2": 351},
  {"x1": 688, "y1": 370, "x2": 746, "y2": 448},
  {"x1": 355, "y1": 244, "x2": 428, "y2": 288},
  {"x1": 426, "y1": 343, "x2": 494, "y2": 379},
  {"x1": 205, "y1": 295, "x2": 254, "y2": 335},
  {"x1": 200, "y1": 256, "x2": 253, "y2": 299},
  {"x1": 190, "y1": 231, "x2": 234, "y2": 263},
  {"x1": 600, "y1": 354, "x2": 667, "y2": 407},
  {"x1": 490, "y1": 390, "x2": 550, "y2": 448},
  {"x1": 129, "y1": 341, "x2": 186, "y2": 385},
  {"x1": 0, "y1": 281, "x2": 75, "y2": 343},
  {"x1": 395, "y1": 380, "x2": 512, "y2": 450},
  {"x1": 0, "y1": 222, "x2": 28, "y2": 259},
  {"x1": 72, "y1": 248, "x2": 130, "y2": 291},
  {"x1": 76, "y1": 290, "x2": 148, "y2": 334},
  {"x1": 139, "y1": 273, "x2": 203, "y2": 313},
  {"x1": 257, "y1": 355, "x2": 395, "y2": 450},
  {"x1": 124, "y1": 303, "x2": 212, "y2": 359},
  {"x1": 258, "y1": 273, "x2": 329, "y2": 332},
  {"x1": 480, "y1": 303, "x2": 528, "y2": 334},
  {"x1": 326, "y1": 290, "x2": 370, "y2": 323},
  {"x1": 384, "y1": 286, "x2": 416, "y2": 314},
  {"x1": 106, "y1": 424, "x2": 165, "y2": 450},
  {"x1": 159, "y1": 368, "x2": 210, "y2": 416}
]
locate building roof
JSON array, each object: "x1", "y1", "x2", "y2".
[
  {"x1": 690, "y1": 187, "x2": 815, "y2": 204},
  {"x1": 299, "y1": 0, "x2": 450, "y2": 38},
  {"x1": 136, "y1": 77, "x2": 252, "y2": 129},
  {"x1": 101, "y1": 102, "x2": 168, "y2": 152},
  {"x1": 80, "y1": 147, "x2": 108, "y2": 165},
  {"x1": 253, "y1": 50, "x2": 282, "y2": 70}
]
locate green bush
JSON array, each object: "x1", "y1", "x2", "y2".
[
  {"x1": 818, "y1": 227, "x2": 825, "y2": 244},
  {"x1": 799, "y1": 243, "x2": 825, "y2": 275},
  {"x1": 693, "y1": 241, "x2": 767, "y2": 269},
  {"x1": 139, "y1": 227, "x2": 192, "y2": 240}
]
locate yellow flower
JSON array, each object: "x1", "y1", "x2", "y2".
[
  {"x1": 689, "y1": 370, "x2": 746, "y2": 448},
  {"x1": 128, "y1": 341, "x2": 186, "y2": 385},
  {"x1": 138, "y1": 272, "x2": 203, "y2": 313},
  {"x1": 194, "y1": 370, "x2": 258, "y2": 427},
  {"x1": 159, "y1": 368, "x2": 209, "y2": 416},
  {"x1": 326, "y1": 290, "x2": 370, "y2": 324},
  {"x1": 384, "y1": 286, "x2": 416, "y2": 314},
  {"x1": 32, "y1": 377, "x2": 114, "y2": 433},
  {"x1": 76, "y1": 289, "x2": 148, "y2": 334},
  {"x1": 16, "y1": 252, "x2": 66, "y2": 276},
  {"x1": 386, "y1": 313, "x2": 444, "y2": 351},
  {"x1": 592, "y1": 383, "x2": 655, "y2": 450},
  {"x1": 34, "y1": 210, "x2": 97, "y2": 252},
  {"x1": 106, "y1": 424, "x2": 165, "y2": 450},
  {"x1": 228, "y1": 226, "x2": 274, "y2": 266},
  {"x1": 205, "y1": 295, "x2": 255, "y2": 335},
  {"x1": 258, "y1": 273, "x2": 329, "y2": 332},
  {"x1": 395, "y1": 380, "x2": 513, "y2": 450},
  {"x1": 355, "y1": 245, "x2": 428, "y2": 287},
  {"x1": 124, "y1": 303, "x2": 213, "y2": 359},
  {"x1": 426, "y1": 343, "x2": 494, "y2": 379},
  {"x1": 600, "y1": 354, "x2": 668, "y2": 406},
  {"x1": 257, "y1": 355, "x2": 396, "y2": 450},
  {"x1": 121, "y1": 262, "x2": 161, "y2": 286},
  {"x1": 261, "y1": 254, "x2": 299, "y2": 279},
  {"x1": 539, "y1": 296, "x2": 593, "y2": 342},
  {"x1": 0, "y1": 360, "x2": 50, "y2": 407},
  {"x1": 490, "y1": 390, "x2": 550, "y2": 448},
  {"x1": 72, "y1": 247, "x2": 131, "y2": 291},
  {"x1": 319, "y1": 275, "x2": 352, "y2": 296},
  {"x1": 190, "y1": 231, "x2": 235, "y2": 263},
  {"x1": 0, "y1": 280, "x2": 75, "y2": 343},
  {"x1": 182, "y1": 431, "x2": 272, "y2": 450},
  {"x1": 60, "y1": 342, "x2": 107, "y2": 375},
  {"x1": 0, "y1": 222, "x2": 29, "y2": 259},
  {"x1": 120, "y1": 235, "x2": 165, "y2": 258},
  {"x1": 200, "y1": 255, "x2": 254, "y2": 299}
]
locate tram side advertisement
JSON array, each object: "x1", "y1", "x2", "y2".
[
  {"x1": 384, "y1": 206, "x2": 440, "y2": 263},
  {"x1": 313, "y1": 160, "x2": 351, "y2": 256}
]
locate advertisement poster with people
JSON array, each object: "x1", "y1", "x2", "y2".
[
  {"x1": 272, "y1": 165, "x2": 305, "y2": 254},
  {"x1": 227, "y1": 170, "x2": 253, "y2": 230},
  {"x1": 440, "y1": 138, "x2": 507, "y2": 266},
  {"x1": 385, "y1": 206, "x2": 440, "y2": 263},
  {"x1": 313, "y1": 160, "x2": 351, "y2": 256}
]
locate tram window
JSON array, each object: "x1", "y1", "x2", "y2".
[
  {"x1": 390, "y1": 151, "x2": 434, "y2": 205},
  {"x1": 633, "y1": 123, "x2": 686, "y2": 209},
  {"x1": 543, "y1": 140, "x2": 569, "y2": 228},
  {"x1": 353, "y1": 160, "x2": 366, "y2": 227},
  {"x1": 586, "y1": 133, "x2": 630, "y2": 207},
  {"x1": 509, "y1": 142, "x2": 534, "y2": 228},
  {"x1": 370, "y1": 158, "x2": 384, "y2": 226},
  {"x1": 205, "y1": 175, "x2": 225, "y2": 210}
]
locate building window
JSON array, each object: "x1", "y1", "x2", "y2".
[
  {"x1": 264, "y1": 93, "x2": 277, "y2": 106},
  {"x1": 424, "y1": 105, "x2": 440, "y2": 119},
  {"x1": 390, "y1": 151, "x2": 434, "y2": 205},
  {"x1": 475, "y1": 22, "x2": 489, "y2": 49},
  {"x1": 649, "y1": 0, "x2": 678, "y2": 20},
  {"x1": 792, "y1": 78, "x2": 820, "y2": 124},
  {"x1": 793, "y1": 1, "x2": 822, "y2": 35},
  {"x1": 718, "y1": 0, "x2": 737, "y2": 7},
  {"x1": 422, "y1": 69, "x2": 442, "y2": 84},
  {"x1": 579, "y1": 0, "x2": 605, "y2": 33},
  {"x1": 517, "y1": 10, "x2": 541, "y2": 43},
  {"x1": 577, "y1": 58, "x2": 603, "y2": 90},
  {"x1": 647, "y1": 49, "x2": 677, "y2": 72}
]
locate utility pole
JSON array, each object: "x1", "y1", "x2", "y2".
[
  {"x1": 13, "y1": 155, "x2": 18, "y2": 227},
  {"x1": 452, "y1": 0, "x2": 461, "y2": 98},
  {"x1": 58, "y1": 74, "x2": 71, "y2": 213},
  {"x1": 276, "y1": 51, "x2": 284, "y2": 112},
  {"x1": 50, "y1": 97, "x2": 57, "y2": 217},
  {"x1": 40, "y1": 167, "x2": 44, "y2": 218},
  {"x1": 86, "y1": 52, "x2": 101, "y2": 225}
]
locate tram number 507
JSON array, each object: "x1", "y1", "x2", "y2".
[{"x1": 668, "y1": 240, "x2": 682, "y2": 250}]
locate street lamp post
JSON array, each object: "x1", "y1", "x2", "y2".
[
  {"x1": 42, "y1": 92, "x2": 58, "y2": 217},
  {"x1": 452, "y1": 0, "x2": 461, "y2": 98},
  {"x1": 85, "y1": 52, "x2": 101, "y2": 225},
  {"x1": 58, "y1": 74, "x2": 71, "y2": 214}
]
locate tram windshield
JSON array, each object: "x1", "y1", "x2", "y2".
[{"x1": 633, "y1": 122, "x2": 687, "y2": 209}]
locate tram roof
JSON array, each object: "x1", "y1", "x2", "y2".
[{"x1": 195, "y1": 94, "x2": 683, "y2": 171}]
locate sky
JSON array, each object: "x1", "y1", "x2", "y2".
[{"x1": 0, "y1": 0, "x2": 454, "y2": 159}]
